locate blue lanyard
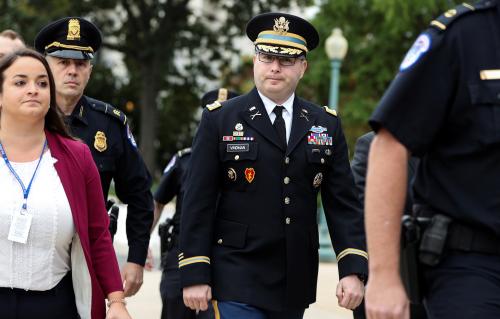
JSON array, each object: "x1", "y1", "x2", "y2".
[{"x1": 0, "y1": 139, "x2": 47, "y2": 211}]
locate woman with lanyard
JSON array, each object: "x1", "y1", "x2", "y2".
[{"x1": 0, "y1": 49, "x2": 132, "y2": 319}]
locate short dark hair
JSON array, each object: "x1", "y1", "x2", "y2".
[
  {"x1": 0, "y1": 29, "x2": 24, "y2": 43},
  {"x1": 0, "y1": 49, "x2": 71, "y2": 138}
]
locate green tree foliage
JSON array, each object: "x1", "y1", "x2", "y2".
[
  {"x1": 1, "y1": 0, "x2": 312, "y2": 176},
  {"x1": 299, "y1": 0, "x2": 459, "y2": 150}
]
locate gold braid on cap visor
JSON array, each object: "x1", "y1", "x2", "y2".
[{"x1": 45, "y1": 41, "x2": 94, "y2": 52}]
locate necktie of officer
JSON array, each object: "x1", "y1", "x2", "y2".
[{"x1": 273, "y1": 105, "x2": 287, "y2": 148}]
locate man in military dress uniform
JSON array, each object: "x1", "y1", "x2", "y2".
[
  {"x1": 34, "y1": 17, "x2": 153, "y2": 297},
  {"x1": 152, "y1": 88, "x2": 238, "y2": 319},
  {"x1": 180, "y1": 13, "x2": 368, "y2": 318},
  {"x1": 364, "y1": 1, "x2": 500, "y2": 318}
]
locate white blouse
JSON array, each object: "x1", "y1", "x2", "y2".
[{"x1": 0, "y1": 150, "x2": 75, "y2": 291}]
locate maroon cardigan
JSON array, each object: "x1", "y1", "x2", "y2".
[{"x1": 46, "y1": 130, "x2": 123, "y2": 319}]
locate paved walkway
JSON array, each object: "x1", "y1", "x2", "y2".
[{"x1": 114, "y1": 202, "x2": 353, "y2": 319}]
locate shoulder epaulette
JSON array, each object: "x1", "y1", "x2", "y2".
[
  {"x1": 88, "y1": 98, "x2": 128, "y2": 125},
  {"x1": 177, "y1": 147, "x2": 192, "y2": 158},
  {"x1": 206, "y1": 101, "x2": 222, "y2": 111},
  {"x1": 430, "y1": 1, "x2": 496, "y2": 32},
  {"x1": 323, "y1": 106, "x2": 337, "y2": 117}
]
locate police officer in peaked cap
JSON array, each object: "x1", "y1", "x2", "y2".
[
  {"x1": 365, "y1": 1, "x2": 500, "y2": 318},
  {"x1": 34, "y1": 17, "x2": 154, "y2": 297},
  {"x1": 179, "y1": 12, "x2": 367, "y2": 318},
  {"x1": 152, "y1": 88, "x2": 239, "y2": 319}
]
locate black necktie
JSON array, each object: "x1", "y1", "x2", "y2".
[{"x1": 273, "y1": 105, "x2": 287, "y2": 148}]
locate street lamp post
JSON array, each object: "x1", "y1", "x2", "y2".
[{"x1": 318, "y1": 27, "x2": 348, "y2": 262}]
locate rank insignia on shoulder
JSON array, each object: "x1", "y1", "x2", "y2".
[
  {"x1": 206, "y1": 101, "x2": 222, "y2": 111},
  {"x1": 323, "y1": 106, "x2": 337, "y2": 117},
  {"x1": 430, "y1": 1, "x2": 480, "y2": 31},
  {"x1": 94, "y1": 131, "x2": 107, "y2": 152},
  {"x1": 177, "y1": 147, "x2": 192, "y2": 157}
]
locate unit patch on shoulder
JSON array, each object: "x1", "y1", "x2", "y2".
[
  {"x1": 126, "y1": 124, "x2": 137, "y2": 148},
  {"x1": 323, "y1": 106, "x2": 337, "y2": 117},
  {"x1": 163, "y1": 155, "x2": 177, "y2": 174},
  {"x1": 399, "y1": 33, "x2": 431, "y2": 72},
  {"x1": 206, "y1": 101, "x2": 222, "y2": 111}
]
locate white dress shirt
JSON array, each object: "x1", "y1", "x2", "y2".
[
  {"x1": 0, "y1": 150, "x2": 75, "y2": 291},
  {"x1": 258, "y1": 90, "x2": 294, "y2": 143}
]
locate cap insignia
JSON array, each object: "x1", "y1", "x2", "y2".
[
  {"x1": 67, "y1": 19, "x2": 81, "y2": 41},
  {"x1": 273, "y1": 17, "x2": 290, "y2": 35}
]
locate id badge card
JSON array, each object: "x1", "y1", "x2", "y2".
[{"x1": 8, "y1": 210, "x2": 32, "y2": 244}]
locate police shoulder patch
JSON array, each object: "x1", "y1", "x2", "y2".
[
  {"x1": 89, "y1": 98, "x2": 128, "y2": 126},
  {"x1": 206, "y1": 101, "x2": 222, "y2": 111},
  {"x1": 177, "y1": 147, "x2": 192, "y2": 158},
  {"x1": 323, "y1": 106, "x2": 337, "y2": 117},
  {"x1": 429, "y1": 2, "x2": 495, "y2": 32},
  {"x1": 399, "y1": 33, "x2": 431, "y2": 72}
]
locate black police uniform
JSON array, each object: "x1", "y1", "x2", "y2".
[
  {"x1": 33, "y1": 17, "x2": 154, "y2": 266},
  {"x1": 370, "y1": 1, "x2": 500, "y2": 318},
  {"x1": 155, "y1": 148, "x2": 198, "y2": 319},
  {"x1": 66, "y1": 96, "x2": 154, "y2": 265},
  {"x1": 179, "y1": 87, "x2": 368, "y2": 312}
]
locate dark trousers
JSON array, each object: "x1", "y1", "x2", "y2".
[
  {"x1": 423, "y1": 252, "x2": 500, "y2": 319},
  {"x1": 161, "y1": 296, "x2": 215, "y2": 319},
  {"x1": 214, "y1": 300, "x2": 305, "y2": 319},
  {"x1": 0, "y1": 272, "x2": 78, "y2": 319}
]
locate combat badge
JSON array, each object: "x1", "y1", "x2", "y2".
[
  {"x1": 94, "y1": 131, "x2": 107, "y2": 152},
  {"x1": 228, "y1": 168, "x2": 237, "y2": 182},
  {"x1": 310, "y1": 126, "x2": 327, "y2": 134},
  {"x1": 313, "y1": 172, "x2": 323, "y2": 188},
  {"x1": 245, "y1": 168, "x2": 255, "y2": 183},
  {"x1": 235, "y1": 123, "x2": 244, "y2": 131}
]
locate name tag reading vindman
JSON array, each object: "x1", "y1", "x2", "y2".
[
  {"x1": 227, "y1": 143, "x2": 250, "y2": 152},
  {"x1": 8, "y1": 210, "x2": 32, "y2": 244}
]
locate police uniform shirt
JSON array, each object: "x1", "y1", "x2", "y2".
[
  {"x1": 179, "y1": 87, "x2": 367, "y2": 311},
  {"x1": 154, "y1": 148, "x2": 191, "y2": 232},
  {"x1": 66, "y1": 95, "x2": 154, "y2": 265},
  {"x1": 370, "y1": 1, "x2": 500, "y2": 234}
]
